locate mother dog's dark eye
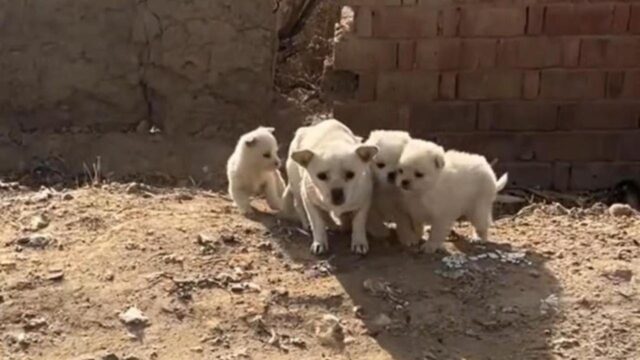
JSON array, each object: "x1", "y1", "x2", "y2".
[
  {"x1": 376, "y1": 162, "x2": 385, "y2": 169},
  {"x1": 398, "y1": 168, "x2": 403, "y2": 174},
  {"x1": 263, "y1": 152, "x2": 271, "y2": 159},
  {"x1": 345, "y1": 171, "x2": 355, "y2": 180},
  {"x1": 317, "y1": 172, "x2": 328, "y2": 181},
  {"x1": 415, "y1": 171, "x2": 424, "y2": 178}
]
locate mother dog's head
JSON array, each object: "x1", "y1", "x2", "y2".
[{"x1": 291, "y1": 145, "x2": 378, "y2": 206}]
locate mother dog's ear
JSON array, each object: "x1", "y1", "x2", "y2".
[
  {"x1": 355, "y1": 145, "x2": 378, "y2": 162},
  {"x1": 291, "y1": 149, "x2": 315, "y2": 167}
]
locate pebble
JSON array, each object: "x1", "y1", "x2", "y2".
[
  {"x1": 15, "y1": 234, "x2": 53, "y2": 249},
  {"x1": 119, "y1": 307, "x2": 150, "y2": 326},
  {"x1": 372, "y1": 313, "x2": 392, "y2": 327},
  {"x1": 609, "y1": 203, "x2": 638, "y2": 217},
  {"x1": 30, "y1": 214, "x2": 50, "y2": 231},
  {"x1": 315, "y1": 314, "x2": 345, "y2": 347}
]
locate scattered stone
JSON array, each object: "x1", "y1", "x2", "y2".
[
  {"x1": 353, "y1": 305, "x2": 365, "y2": 319},
  {"x1": 31, "y1": 188, "x2": 53, "y2": 203},
  {"x1": 46, "y1": 269, "x2": 64, "y2": 282},
  {"x1": 604, "y1": 269, "x2": 633, "y2": 283},
  {"x1": 548, "y1": 203, "x2": 570, "y2": 216},
  {"x1": 196, "y1": 233, "x2": 219, "y2": 254},
  {"x1": 315, "y1": 314, "x2": 345, "y2": 348},
  {"x1": 24, "y1": 317, "x2": 48, "y2": 331},
  {"x1": 119, "y1": 307, "x2": 150, "y2": 327},
  {"x1": 15, "y1": 234, "x2": 53, "y2": 249},
  {"x1": 539, "y1": 294, "x2": 560, "y2": 316},
  {"x1": 257, "y1": 241, "x2": 273, "y2": 251},
  {"x1": 104, "y1": 271, "x2": 115, "y2": 281},
  {"x1": 190, "y1": 346, "x2": 204, "y2": 353},
  {"x1": 162, "y1": 254, "x2": 184, "y2": 265},
  {"x1": 62, "y1": 193, "x2": 74, "y2": 201},
  {"x1": 553, "y1": 337, "x2": 580, "y2": 349},
  {"x1": 608, "y1": 203, "x2": 638, "y2": 217},
  {"x1": 306, "y1": 260, "x2": 335, "y2": 278},
  {"x1": 372, "y1": 313, "x2": 392, "y2": 327},
  {"x1": 442, "y1": 254, "x2": 467, "y2": 269},
  {"x1": 29, "y1": 214, "x2": 50, "y2": 231}
]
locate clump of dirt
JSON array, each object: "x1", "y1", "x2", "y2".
[{"x1": 1, "y1": 184, "x2": 639, "y2": 360}]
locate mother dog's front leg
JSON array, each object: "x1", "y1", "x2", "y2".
[
  {"x1": 350, "y1": 203, "x2": 371, "y2": 255},
  {"x1": 302, "y1": 193, "x2": 329, "y2": 254}
]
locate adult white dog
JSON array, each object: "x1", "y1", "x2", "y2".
[
  {"x1": 396, "y1": 139, "x2": 508, "y2": 253},
  {"x1": 226, "y1": 127, "x2": 285, "y2": 214},
  {"x1": 283, "y1": 119, "x2": 378, "y2": 255},
  {"x1": 365, "y1": 130, "x2": 423, "y2": 246}
]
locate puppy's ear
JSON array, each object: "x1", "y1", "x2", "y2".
[
  {"x1": 355, "y1": 145, "x2": 378, "y2": 163},
  {"x1": 291, "y1": 149, "x2": 315, "y2": 167},
  {"x1": 262, "y1": 127, "x2": 275, "y2": 133},
  {"x1": 434, "y1": 154, "x2": 445, "y2": 169},
  {"x1": 354, "y1": 135, "x2": 364, "y2": 143},
  {"x1": 244, "y1": 137, "x2": 257, "y2": 147}
]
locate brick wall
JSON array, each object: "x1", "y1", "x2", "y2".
[{"x1": 331, "y1": 0, "x2": 640, "y2": 190}]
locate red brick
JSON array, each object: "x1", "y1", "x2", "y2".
[
  {"x1": 496, "y1": 38, "x2": 564, "y2": 68},
  {"x1": 532, "y1": 132, "x2": 622, "y2": 161},
  {"x1": 539, "y1": 70, "x2": 606, "y2": 100},
  {"x1": 620, "y1": 70, "x2": 640, "y2": 98},
  {"x1": 417, "y1": 39, "x2": 496, "y2": 70},
  {"x1": 439, "y1": 72, "x2": 457, "y2": 100},
  {"x1": 553, "y1": 162, "x2": 571, "y2": 191},
  {"x1": 356, "y1": 7, "x2": 373, "y2": 37},
  {"x1": 526, "y1": 5, "x2": 545, "y2": 35},
  {"x1": 409, "y1": 103, "x2": 476, "y2": 135},
  {"x1": 523, "y1": 71, "x2": 540, "y2": 99},
  {"x1": 333, "y1": 102, "x2": 401, "y2": 136},
  {"x1": 376, "y1": 72, "x2": 438, "y2": 102},
  {"x1": 563, "y1": 38, "x2": 581, "y2": 67},
  {"x1": 607, "y1": 71, "x2": 625, "y2": 98},
  {"x1": 478, "y1": 102, "x2": 557, "y2": 131},
  {"x1": 558, "y1": 102, "x2": 640, "y2": 130},
  {"x1": 398, "y1": 41, "x2": 416, "y2": 70},
  {"x1": 356, "y1": 73, "x2": 377, "y2": 101},
  {"x1": 459, "y1": 7, "x2": 526, "y2": 37},
  {"x1": 334, "y1": 39, "x2": 397, "y2": 71},
  {"x1": 458, "y1": 70, "x2": 523, "y2": 100},
  {"x1": 372, "y1": 7, "x2": 438, "y2": 38},
  {"x1": 571, "y1": 162, "x2": 640, "y2": 190},
  {"x1": 612, "y1": 5, "x2": 631, "y2": 33},
  {"x1": 494, "y1": 163, "x2": 553, "y2": 189},
  {"x1": 544, "y1": 4, "x2": 615, "y2": 35},
  {"x1": 580, "y1": 38, "x2": 640, "y2": 68},
  {"x1": 632, "y1": 5, "x2": 640, "y2": 33},
  {"x1": 437, "y1": 7, "x2": 460, "y2": 37}
]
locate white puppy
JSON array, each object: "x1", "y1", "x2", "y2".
[
  {"x1": 283, "y1": 119, "x2": 378, "y2": 255},
  {"x1": 364, "y1": 130, "x2": 423, "y2": 246},
  {"x1": 396, "y1": 139, "x2": 508, "y2": 253},
  {"x1": 226, "y1": 126, "x2": 285, "y2": 214}
]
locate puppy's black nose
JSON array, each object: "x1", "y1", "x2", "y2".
[
  {"x1": 331, "y1": 188, "x2": 345, "y2": 205},
  {"x1": 387, "y1": 171, "x2": 396, "y2": 184},
  {"x1": 401, "y1": 180, "x2": 410, "y2": 189}
]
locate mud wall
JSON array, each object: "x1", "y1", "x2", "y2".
[{"x1": 0, "y1": 0, "x2": 278, "y2": 182}]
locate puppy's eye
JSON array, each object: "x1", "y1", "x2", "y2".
[
  {"x1": 317, "y1": 172, "x2": 328, "y2": 181},
  {"x1": 398, "y1": 168, "x2": 404, "y2": 174},
  {"x1": 345, "y1": 171, "x2": 355, "y2": 180},
  {"x1": 376, "y1": 162, "x2": 385, "y2": 169},
  {"x1": 263, "y1": 152, "x2": 271, "y2": 159},
  {"x1": 415, "y1": 171, "x2": 424, "y2": 178}
]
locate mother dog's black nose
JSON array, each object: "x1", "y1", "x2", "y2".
[
  {"x1": 401, "y1": 179, "x2": 410, "y2": 189},
  {"x1": 331, "y1": 188, "x2": 345, "y2": 205}
]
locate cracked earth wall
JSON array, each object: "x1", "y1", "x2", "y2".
[{"x1": 0, "y1": 0, "x2": 278, "y2": 182}]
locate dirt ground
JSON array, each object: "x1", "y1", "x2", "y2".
[{"x1": 1, "y1": 183, "x2": 639, "y2": 360}]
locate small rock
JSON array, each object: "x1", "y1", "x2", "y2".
[
  {"x1": 257, "y1": 241, "x2": 273, "y2": 251},
  {"x1": 47, "y1": 268, "x2": 64, "y2": 281},
  {"x1": 62, "y1": 193, "x2": 74, "y2": 201},
  {"x1": 119, "y1": 307, "x2": 150, "y2": 326},
  {"x1": 31, "y1": 189, "x2": 53, "y2": 203},
  {"x1": 553, "y1": 337, "x2": 580, "y2": 349},
  {"x1": 353, "y1": 305, "x2": 365, "y2": 318},
  {"x1": 605, "y1": 269, "x2": 633, "y2": 282},
  {"x1": 24, "y1": 317, "x2": 47, "y2": 331},
  {"x1": 372, "y1": 313, "x2": 392, "y2": 327},
  {"x1": 190, "y1": 346, "x2": 203, "y2": 353},
  {"x1": 104, "y1": 272, "x2": 115, "y2": 281},
  {"x1": 608, "y1": 203, "x2": 638, "y2": 217},
  {"x1": 315, "y1": 314, "x2": 345, "y2": 348},
  {"x1": 30, "y1": 214, "x2": 50, "y2": 231},
  {"x1": 15, "y1": 234, "x2": 53, "y2": 249}
]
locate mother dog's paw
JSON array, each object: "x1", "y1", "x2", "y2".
[
  {"x1": 351, "y1": 240, "x2": 369, "y2": 255},
  {"x1": 311, "y1": 241, "x2": 328, "y2": 255}
]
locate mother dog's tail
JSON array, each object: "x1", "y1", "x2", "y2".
[{"x1": 495, "y1": 173, "x2": 509, "y2": 193}]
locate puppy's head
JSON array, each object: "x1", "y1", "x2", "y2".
[
  {"x1": 292, "y1": 144, "x2": 378, "y2": 206},
  {"x1": 396, "y1": 140, "x2": 445, "y2": 192},
  {"x1": 365, "y1": 130, "x2": 411, "y2": 187},
  {"x1": 239, "y1": 126, "x2": 281, "y2": 170}
]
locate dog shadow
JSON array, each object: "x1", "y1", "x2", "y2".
[{"x1": 249, "y1": 208, "x2": 561, "y2": 360}]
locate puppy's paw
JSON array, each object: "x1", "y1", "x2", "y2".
[
  {"x1": 420, "y1": 241, "x2": 442, "y2": 254},
  {"x1": 310, "y1": 241, "x2": 329, "y2": 255},
  {"x1": 351, "y1": 239, "x2": 369, "y2": 255},
  {"x1": 237, "y1": 206, "x2": 255, "y2": 215}
]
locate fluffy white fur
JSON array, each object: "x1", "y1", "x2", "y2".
[
  {"x1": 226, "y1": 126, "x2": 286, "y2": 214},
  {"x1": 283, "y1": 119, "x2": 378, "y2": 255},
  {"x1": 396, "y1": 139, "x2": 508, "y2": 253},
  {"x1": 364, "y1": 130, "x2": 423, "y2": 246}
]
